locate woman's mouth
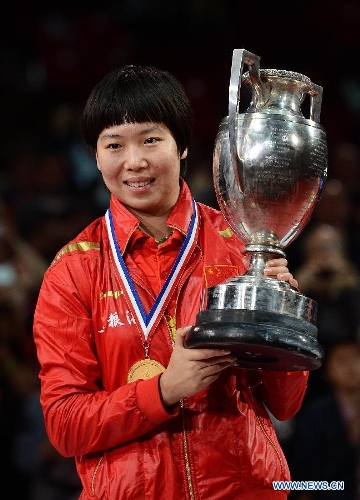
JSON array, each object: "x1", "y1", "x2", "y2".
[{"x1": 125, "y1": 179, "x2": 154, "y2": 188}]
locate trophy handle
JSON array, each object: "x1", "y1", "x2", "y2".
[
  {"x1": 309, "y1": 83, "x2": 323, "y2": 123},
  {"x1": 228, "y1": 49, "x2": 261, "y2": 179}
]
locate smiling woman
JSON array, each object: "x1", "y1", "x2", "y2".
[
  {"x1": 94, "y1": 121, "x2": 184, "y2": 235},
  {"x1": 33, "y1": 62, "x2": 307, "y2": 500}
]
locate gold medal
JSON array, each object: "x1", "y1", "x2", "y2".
[{"x1": 127, "y1": 358, "x2": 166, "y2": 383}]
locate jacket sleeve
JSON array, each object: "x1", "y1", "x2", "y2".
[
  {"x1": 246, "y1": 369, "x2": 309, "y2": 421},
  {"x1": 33, "y1": 258, "x2": 178, "y2": 458}
]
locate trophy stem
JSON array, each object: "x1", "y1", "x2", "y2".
[{"x1": 244, "y1": 246, "x2": 286, "y2": 278}]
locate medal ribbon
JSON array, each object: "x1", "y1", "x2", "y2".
[{"x1": 105, "y1": 198, "x2": 198, "y2": 339}]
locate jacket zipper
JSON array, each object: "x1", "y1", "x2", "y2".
[
  {"x1": 181, "y1": 399, "x2": 195, "y2": 500},
  {"x1": 91, "y1": 456, "x2": 103, "y2": 496}
]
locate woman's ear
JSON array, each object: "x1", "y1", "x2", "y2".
[
  {"x1": 95, "y1": 152, "x2": 101, "y2": 171},
  {"x1": 180, "y1": 148, "x2": 188, "y2": 160}
]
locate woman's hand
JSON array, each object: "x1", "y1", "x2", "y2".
[
  {"x1": 263, "y1": 257, "x2": 298, "y2": 289},
  {"x1": 159, "y1": 259, "x2": 298, "y2": 407},
  {"x1": 159, "y1": 326, "x2": 237, "y2": 407}
]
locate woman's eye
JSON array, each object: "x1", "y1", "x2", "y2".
[
  {"x1": 108, "y1": 143, "x2": 120, "y2": 150},
  {"x1": 145, "y1": 137, "x2": 158, "y2": 144}
]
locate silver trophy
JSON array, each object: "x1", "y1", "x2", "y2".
[{"x1": 185, "y1": 49, "x2": 328, "y2": 371}]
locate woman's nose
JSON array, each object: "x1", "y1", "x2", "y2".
[{"x1": 124, "y1": 146, "x2": 147, "y2": 170}]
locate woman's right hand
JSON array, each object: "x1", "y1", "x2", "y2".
[{"x1": 159, "y1": 326, "x2": 237, "y2": 407}]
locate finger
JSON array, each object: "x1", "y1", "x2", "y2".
[
  {"x1": 276, "y1": 272, "x2": 293, "y2": 281},
  {"x1": 174, "y1": 326, "x2": 193, "y2": 346},
  {"x1": 181, "y1": 342, "x2": 234, "y2": 361},
  {"x1": 277, "y1": 274, "x2": 299, "y2": 290},
  {"x1": 264, "y1": 264, "x2": 289, "y2": 276},
  {"x1": 277, "y1": 273, "x2": 300, "y2": 288},
  {"x1": 200, "y1": 356, "x2": 237, "y2": 376},
  {"x1": 289, "y1": 277, "x2": 299, "y2": 289},
  {"x1": 186, "y1": 349, "x2": 235, "y2": 364},
  {"x1": 264, "y1": 267, "x2": 286, "y2": 277},
  {"x1": 266, "y1": 258, "x2": 288, "y2": 267}
]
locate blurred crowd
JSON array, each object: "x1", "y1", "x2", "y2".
[{"x1": 1, "y1": 1, "x2": 360, "y2": 499}]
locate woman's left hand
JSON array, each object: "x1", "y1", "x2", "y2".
[{"x1": 264, "y1": 258, "x2": 298, "y2": 289}]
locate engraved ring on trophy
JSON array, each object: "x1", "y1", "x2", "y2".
[{"x1": 184, "y1": 49, "x2": 328, "y2": 371}]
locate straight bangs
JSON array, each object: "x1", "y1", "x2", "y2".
[
  {"x1": 105, "y1": 83, "x2": 173, "y2": 128},
  {"x1": 82, "y1": 65, "x2": 193, "y2": 157}
]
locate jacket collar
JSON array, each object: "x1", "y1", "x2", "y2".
[{"x1": 109, "y1": 178, "x2": 195, "y2": 254}]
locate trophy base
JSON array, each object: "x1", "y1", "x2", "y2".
[{"x1": 184, "y1": 309, "x2": 324, "y2": 371}]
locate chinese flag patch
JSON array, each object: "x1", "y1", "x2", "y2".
[{"x1": 203, "y1": 265, "x2": 240, "y2": 287}]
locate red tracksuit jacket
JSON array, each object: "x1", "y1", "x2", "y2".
[{"x1": 33, "y1": 179, "x2": 308, "y2": 499}]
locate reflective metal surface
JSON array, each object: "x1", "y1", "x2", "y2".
[{"x1": 185, "y1": 49, "x2": 328, "y2": 371}]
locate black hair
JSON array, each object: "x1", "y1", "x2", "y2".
[{"x1": 81, "y1": 64, "x2": 194, "y2": 176}]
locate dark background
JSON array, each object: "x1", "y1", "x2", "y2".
[
  {"x1": 2, "y1": 2, "x2": 360, "y2": 498},
  {"x1": 2, "y1": 0, "x2": 360, "y2": 179}
]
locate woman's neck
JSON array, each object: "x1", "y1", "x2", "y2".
[{"x1": 135, "y1": 212, "x2": 172, "y2": 241}]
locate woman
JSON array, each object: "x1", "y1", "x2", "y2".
[{"x1": 33, "y1": 64, "x2": 308, "y2": 499}]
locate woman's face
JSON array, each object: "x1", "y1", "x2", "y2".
[{"x1": 96, "y1": 121, "x2": 187, "y2": 218}]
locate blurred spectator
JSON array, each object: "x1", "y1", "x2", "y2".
[
  {"x1": 287, "y1": 179, "x2": 352, "y2": 269},
  {"x1": 293, "y1": 223, "x2": 360, "y2": 402},
  {"x1": 287, "y1": 340, "x2": 360, "y2": 500},
  {"x1": 295, "y1": 223, "x2": 360, "y2": 351},
  {"x1": 0, "y1": 201, "x2": 48, "y2": 323}
]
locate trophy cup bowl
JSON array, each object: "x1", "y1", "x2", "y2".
[{"x1": 184, "y1": 49, "x2": 328, "y2": 371}]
